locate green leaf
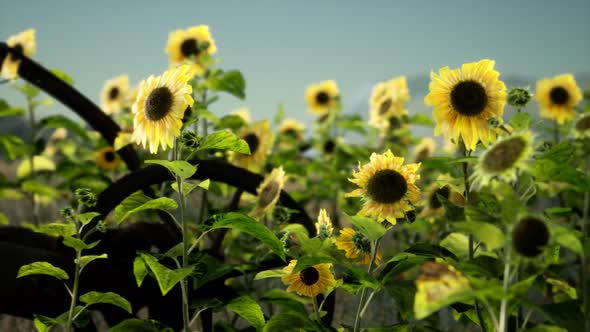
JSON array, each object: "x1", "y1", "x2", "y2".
[
  {"x1": 140, "y1": 253, "x2": 194, "y2": 295},
  {"x1": 0, "y1": 213, "x2": 8, "y2": 225},
  {"x1": 21, "y1": 180, "x2": 59, "y2": 198},
  {"x1": 509, "y1": 112, "x2": 531, "y2": 131},
  {"x1": 145, "y1": 160, "x2": 197, "y2": 180},
  {"x1": 547, "y1": 222, "x2": 582, "y2": 255},
  {"x1": 545, "y1": 277, "x2": 577, "y2": 300},
  {"x1": 114, "y1": 191, "x2": 177, "y2": 224},
  {"x1": 260, "y1": 289, "x2": 309, "y2": 314},
  {"x1": 77, "y1": 254, "x2": 108, "y2": 272},
  {"x1": 109, "y1": 319, "x2": 174, "y2": 332},
  {"x1": 410, "y1": 114, "x2": 435, "y2": 126},
  {"x1": 207, "y1": 212, "x2": 285, "y2": 260},
  {"x1": 206, "y1": 70, "x2": 246, "y2": 99},
  {"x1": 198, "y1": 130, "x2": 250, "y2": 154},
  {"x1": 345, "y1": 214, "x2": 387, "y2": 241},
  {"x1": 171, "y1": 180, "x2": 199, "y2": 196},
  {"x1": 77, "y1": 212, "x2": 101, "y2": 226},
  {"x1": 292, "y1": 255, "x2": 338, "y2": 273},
  {"x1": 133, "y1": 256, "x2": 149, "y2": 287},
  {"x1": 37, "y1": 222, "x2": 76, "y2": 237},
  {"x1": 254, "y1": 269, "x2": 286, "y2": 280},
  {"x1": 17, "y1": 261, "x2": 69, "y2": 280},
  {"x1": 50, "y1": 68, "x2": 74, "y2": 85},
  {"x1": 80, "y1": 291, "x2": 132, "y2": 313},
  {"x1": 0, "y1": 134, "x2": 26, "y2": 160},
  {"x1": 453, "y1": 221, "x2": 505, "y2": 251},
  {"x1": 263, "y1": 312, "x2": 309, "y2": 332},
  {"x1": 39, "y1": 115, "x2": 90, "y2": 141},
  {"x1": 217, "y1": 114, "x2": 247, "y2": 131},
  {"x1": 18, "y1": 156, "x2": 56, "y2": 178},
  {"x1": 226, "y1": 296, "x2": 266, "y2": 331},
  {"x1": 198, "y1": 179, "x2": 210, "y2": 190},
  {"x1": 0, "y1": 106, "x2": 25, "y2": 117},
  {"x1": 62, "y1": 236, "x2": 100, "y2": 251},
  {"x1": 524, "y1": 325, "x2": 567, "y2": 332},
  {"x1": 15, "y1": 84, "x2": 40, "y2": 98},
  {"x1": 341, "y1": 266, "x2": 381, "y2": 294}
]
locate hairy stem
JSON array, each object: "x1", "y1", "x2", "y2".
[
  {"x1": 498, "y1": 244, "x2": 512, "y2": 332},
  {"x1": 26, "y1": 95, "x2": 39, "y2": 226},
  {"x1": 174, "y1": 139, "x2": 190, "y2": 332},
  {"x1": 353, "y1": 238, "x2": 381, "y2": 332}
]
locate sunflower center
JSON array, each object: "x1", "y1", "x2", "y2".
[
  {"x1": 10, "y1": 43, "x2": 23, "y2": 61},
  {"x1": 323, "y1": 139, "x2": 335, "y2": 154},
  {"x1": 366, "y1": 169, "x2": 407, "y2": 204},
  {"x1": 180, "y1": 38, "x2": 200, "y2": 58},
  {"x1": 352, "y1": 232, "x2": 371, "y2": 253},
  {"x1": 109, "y1": 87, "x2": 120, "y2": 100},
  {"x1": 481, "y1": 137, "x2": 526, "y2": 173},
  {"x1": 144, "y1": 87, "x2": 174, "y2": 121},
  {"x1": 388, "y1": 116, "x2": 401, "y2": 130},
  {"x1": 258, "y1": 181, "x2": 280, "y2": 208},
  {"x1": 243, "y1": 133, "x2": 260, "y2": 154},
  {"x1": 549, "y1": 86, "x2": 569, "y2": 105},
  {"x1": 379, "y1": 98, "x2": 392, "y2": 115},
  {"x1": 429, "y1": 185, "x2": 450, "y2": 209},
  {"x1": 576, "y1": 116, "x2": 590, "y2": 131},
  {"x1": 315, "y1": 91, "x2": 330, "y2": 105},
  {"x1": 299, "y1": 267, "x2": 320, "y2": 285},
  {"x1": 104, "y1": 151, "x2": 116, "y2": 162},
  {"x1": 283, "y1": 128, "x2": 299, "y2": 138},
  {"x1": 450, "y1": 80, "x2": 488, "y2": 116}
]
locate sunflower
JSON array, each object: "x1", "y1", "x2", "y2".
[
  {"x1": 305, "y1": 80, "x2": 339, "y2": 115},
  {"x1": 335, "y1": 228, "x2": 382, "y2": 265},
  {"x1": 100, "y1": 75, "x2": 129, "y2": 115},
  {"x1": 166, "y1": 25, "x2": 217, "y2": 77},
  {"x1": 131, "y1": 65, "x2": 194, "y2": 154},
  {"x1": 471, "y1": 131, "x2": 534, "y2": 189},
  {"x1": 412, "y1": 137, "x2": 437, "y2": 163},
  {"x1": 231, "y1": 120, "x2": 273, "y2": 171},
  {"x1": 369, "y1": 76, "x2": 410, "y2": 127},
  {"x1": 1, "y1": 29, "x2": 36, "y2": 80},
  {"x1": 281, "y1": 259, "x2": 336, "y2": 297},
  {"x1": 95, "y1": 146, "x2": 121, "y2": 170},
  {"x1": 278, "y1": 118, "x2": 305, "y2": 141},
  {"x1": 346, "y1": 150, "x2": 420, "y2": 223},
  {"x1": 512, "y1": 216, "x2": 550, "y2": 257},
  {"x1": 419, "y1": 183, "x2": 465, "y2": 220},
  {"x1": 315, "y1": 208, "x2": 333, "y2": 240},
  {"x1": 536, "y1": 74, "x2": 582, "y2": 124},
  {"x1": 573, "y1": 113, "x2": 590, "y2": 138},
  {"x1": 424, "y1": 59, "x2": 507, "y2": 151},
  {"x1": 251, "y1": 166, "x2": 287, "y2": 217},
  {"x1": 414, "y1": 262, "x2": 471, "y2": 319}
]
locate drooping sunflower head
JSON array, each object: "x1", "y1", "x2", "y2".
[
  {"x1": 231, "y1": 120, "x2": 274, "y2": 171},
  {"x1": 315, "y1": 208, "x2": 334, "y2": 240},
  {"x1": 414, "y1": 262, "x2": 471, "y2": 319},
  {"x1": 412, "y1": 137, "x2": 437, "y2": 163},
  {"x1": 346, "y1": 150, "x2": 420, "y2": 223},
  {"x1": 166, "y1": 25, "x2": 217, "y2": 77},
  {"x1": 250, "y1": 166, "x2": 287, "y2": 218},
  {"x1": 512, "y1": 216, "x2": 550, "y2": 258},
  {"x1": 305, "y1": 80, "x2": 339, "y2": 115},
  {"x1": 281, "y1": 260, "x2": 336, "y2": 297},
  {"x1": 95, "y1": 146, "x2": 121, "y2": 170},
  {"x1": 536, "y1": 74, "x2": 582, "y2": 125},
  {"x1": 335, "y1": 228, "x2": 382, "y2": 265},
  {"x1": 425, "y1": 59, "x2": 507, "y2": 151},
  {"x1": 278, "y1": 118, "x2": 305, "y2": 141},
  {"x1": 573, "y1": 113, "x2": 590, "y2": 138},
  {"x1": 471, "y1": 131, "x2": 534, "y2": 189},
  {"x1": 1, "y1": 29, "x2": 36, "y2": 80},
  {"x1": 131, "y1": 65, "x2": 194, "y2": 154},
  {"x1": 100, "y1": 75, "x2": 129, "y2": 115}
]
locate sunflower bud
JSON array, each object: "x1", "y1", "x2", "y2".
[
  {"x1": 180, "y1": 131, "x2": 201, "y2": 150},
  {"x1": 512, "y1": 217, "x2": 550, "y2": 257},
  {"x1": 60, "y1": 207, "x2": 75, "y2": 221},
  {"x1": 95, "y1": 220, "x2": 107, "y2": 233},
  {"x1": 75, "y1": 188, "x2": 97, "y2": 208},
  {"x1": 507, "y1": 87, "x2": 532, "y2": 109}
]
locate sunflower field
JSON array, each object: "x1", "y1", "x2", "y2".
[{"x1": 0, "y1": 18, "x2": 589, "y2": 332}]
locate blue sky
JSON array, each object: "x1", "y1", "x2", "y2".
[{"x1": 1, "y1": 0, "x2": 589, "y2": 126}]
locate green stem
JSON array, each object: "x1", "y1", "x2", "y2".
[
  {"x1": 66, "y1": 250, "x2": 81, "y2": 332},
  {"x1": 498, "y1": 243, "x2": 512, "y2": 332},
  {"x1": 174, "y1": 138, "x2": 190, "y2": 332},
  {"x1": 26, "y1": 96, "x2": 39, "y2": 226},
  {"x1": 353, "y1": 238, "x2": 381, "y2": 332},
  {"x1": 312, "y1": 296, "x2": 320, "y2": 322}
]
